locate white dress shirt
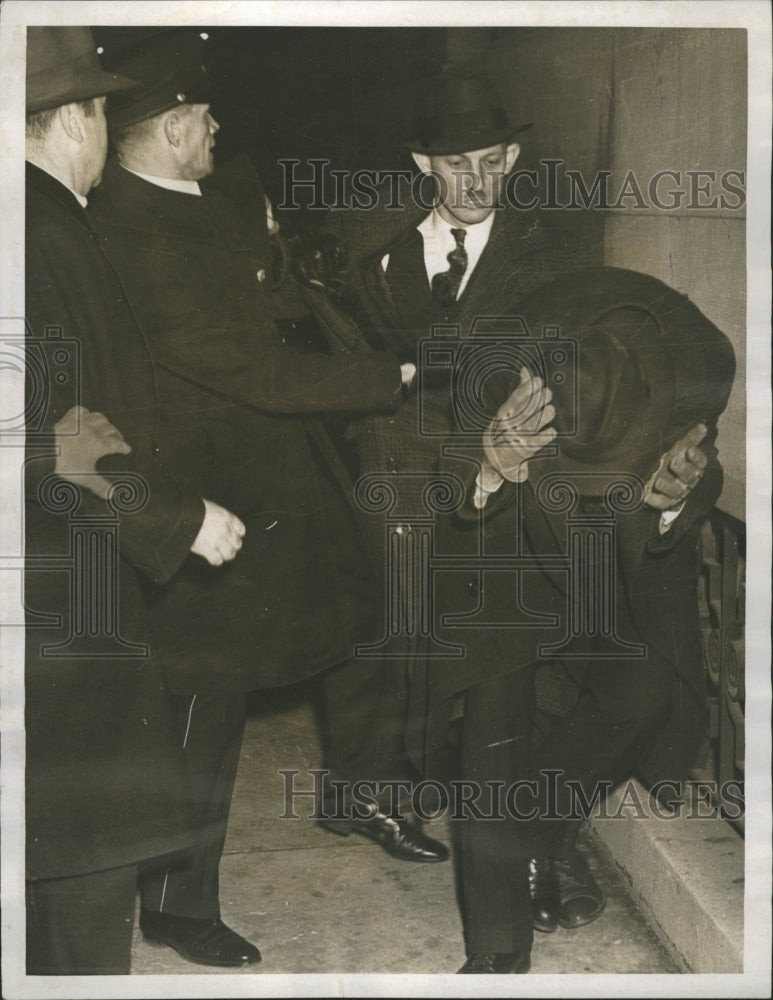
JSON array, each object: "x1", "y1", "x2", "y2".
[
  {"x1": 381, "y1": 208, "x2": 495, "y2": 298},
  {"x1": 123, "y1": 166, "x2": 202, "y2": 197}
]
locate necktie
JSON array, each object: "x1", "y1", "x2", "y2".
[{"x1": 431, "y1": 227, "x2": 468, "y2": 305}]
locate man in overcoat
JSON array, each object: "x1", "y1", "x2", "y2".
[
  {"x1": 23, "y1": 27, "x2": 245, "y2": 974},
  {"x1": 85, "y1": 28, "x2": 435, "y2": 966},
  {"x1": 428, "y1": 265, "x2": 735, "y2": 972},
  {"x1": 305, "y1": 72, "x2": 588, "y2": 851},
  {"x1": 299, "y1": 72, "x2": 721, "y2": 972}
]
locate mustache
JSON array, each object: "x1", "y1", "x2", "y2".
[{"x1": 449, "y1": 189, "x2": 491, "y2": 208}]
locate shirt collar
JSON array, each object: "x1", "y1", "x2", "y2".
[
  {"x1": 122, "y1": 166, "x2": 202, "y2": 197},
  {"x1": 418, "y1": 207, "x2": 496, "y2": 249}
]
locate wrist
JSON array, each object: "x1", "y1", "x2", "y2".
[{"x1": 478, "y1": 459, "x2": 505, "y2": 493}]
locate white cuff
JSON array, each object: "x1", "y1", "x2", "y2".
[
  {"x1": 400, "y1": 362, "x2": 416, "y2": 389},
  {"x1": 473, "y1": 468, "x2": 507, "y2": 509},
  {"x1": 659, "y1": 501, "x2": 686, "y2": 534}
]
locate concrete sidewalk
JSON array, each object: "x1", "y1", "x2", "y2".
[{"x1": 130, "y1": 683, "x2": 680, "y2": 976}]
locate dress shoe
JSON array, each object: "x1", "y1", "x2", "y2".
[
  {"x1": 555, "y1": 848, "x2": 606, "y2": 928},
  {"x1": 457, "y1": 950, "x2": 531, "y2": 974},
  {"x1": 318, "y1": 812, "x2": 449, "y2": 862},
  {"x1": 139, "y1": 909, "x2": 262, "y2": 967},
  {"x1": 528, "y1": 857, "x2": 561, "y2": 933}
]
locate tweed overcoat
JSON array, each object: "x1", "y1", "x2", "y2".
[
  {"x1": 25, "y1": 164, "x2": 201, "y2": 880},
  {"x1": 88, "y1": 157, "x2": 406, "y2": 692},
  {"x1": 311, "y1": 211, "x2": 733, "y2": 784}
]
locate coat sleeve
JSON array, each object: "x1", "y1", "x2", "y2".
[
  {"x1": 149, "y1": 320, "x2": 405, "y2": 415},
  {"x1": 25, "y1": 228, "x2": 204, "y2": 585},
  {"x1": 91, "y1": 220, "x2": 405, "y2": 416}
]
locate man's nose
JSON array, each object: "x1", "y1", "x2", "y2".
[
  {"x1": 208, "y1": 114, "x2": 220, "y2": 134},
  {"x1": 465, "y1": 166, "x2": 484, "y2": 189}
]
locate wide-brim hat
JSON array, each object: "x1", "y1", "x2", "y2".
[
  {"x1": 102, "y1": 28, "x2": 212, "y2": 132},
  {"x1": 404, "y1": 71, "x2": 532, "y2": 156},
  {"x1": 26, "y1": 26, "x2": 139, "y2": 114},
  {"x1": 511, "y1": 267, "x2": 734, "y2": 483}
]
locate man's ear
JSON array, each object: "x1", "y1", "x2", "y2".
[
  {"x1": 411, "y1": 152, "x2": 432, "y2": 175},
  {"x1": 163, "y1": 111, "x2": 181, "y2": 148},
  {"x1": 58, "y1": 103, "x2": 85, "y2": 144},
  {"x1": 504, "y1": 142, "x2": 521, "y2": 175}
]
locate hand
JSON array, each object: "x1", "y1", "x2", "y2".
[
  {"x1": 644, "y1": 422, "x2": 709, "y2": 511},
  {"x1": 483, "y1": 368, "x2": 556, "y2": 482},
  {"x1": 54, "y1": 406, "x2": 131, "y2": 499},
  {"x1": 400, "y1": 362, "x2": 417, "y2": 390},
  {"x1": 190, "y1": 499, "x2": 246, "y2": 566}
]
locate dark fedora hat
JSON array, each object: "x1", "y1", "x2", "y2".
[
  {"x1": 26, "y1": 26, "x2": 139, "y2": 114},
  {"x1": 514, "y1": 267, "x2": 735, "y2": 482},
  {"x1": 103, "y1": 29, "x2": 212, "y2": 132},
  {"x1": 404, "y1": 70, "x2": 532, "y2": 156}
]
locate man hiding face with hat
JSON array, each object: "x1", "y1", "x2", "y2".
[
  {"x1": 24, "y1": 26, "x2": 250, "y2": 975},
  {"x1": 459, "y1": 266, "x2": 734, "y2": 972}
]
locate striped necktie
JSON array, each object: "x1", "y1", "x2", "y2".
[{"x1": 431, "y1": 227, "x2": 468, "y2": 305}]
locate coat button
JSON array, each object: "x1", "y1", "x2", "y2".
[
  {"x1": 386, "y1": 456, "x2": 400, "y2": 471},
  {"x1": 151, "y1": 441, "x2": 161, "y2": 456},
  {"x1": 466, "y1": 578, "x2": 480, "y2": 597},
  {"x1": 256, "y1": 268, "x2": 266, "y2": 282}
]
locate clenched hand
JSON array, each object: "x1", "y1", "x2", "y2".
[{"x1": 190, "y1": 499, "x2": 246, "y2": 566}]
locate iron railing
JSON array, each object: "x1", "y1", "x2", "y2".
[{"x1": 693, "y1": 509, "x2": 746, "y2": 834}]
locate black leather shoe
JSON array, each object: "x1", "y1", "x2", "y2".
[
  {"x1": 457, "y1": 950, "x2": 531, "y2": 974},
  {"x1": 528, "y1": 857, "x2": 561, "y2": 933},
  {"x1": 319, "y1": 813, "x2": 449, "y2": 862},
  {"x1": 139, "y1": 910, "x2": 262, "y2": 967},
  {"x1": 555, "y1": 849, "x2": 606, "y2": 928}
]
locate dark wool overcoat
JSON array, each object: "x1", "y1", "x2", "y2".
[
  {"x1": 88, "y1": 156, "x2": 406, "y2": 693},
  {"x1": 426, "y1": 267, "x2": 735, "y2": 781},
  {"x1": 25, "y1": 163, "x2": 202, "y2": 880}
]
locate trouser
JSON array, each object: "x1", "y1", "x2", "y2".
[
  {"x1": 456, "y1": 632, "x2": 676, "y2": 954},
  {"x1": 526, "y1": 640, "x2": 675, "y2": 858},
  {"x1": 456, "y1": 668, "x2": 536, "y2": 956},
  {"x1": 140, "y1": 691, "x2": 246, "y2": 919},
  {"x1": 26, "y1": 865, "x2": 138, "y2": 975},
  {"x1": 318, "y1": 656, "x2": 415, "y2": 810}
]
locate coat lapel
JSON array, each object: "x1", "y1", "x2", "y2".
[{"x1": 456, "y1": 208, "x2": 543, "y2": 322}]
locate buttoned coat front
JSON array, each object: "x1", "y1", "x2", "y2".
[{"x1": 88, "y1": 157, "x2": 406, "y2": 692}]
